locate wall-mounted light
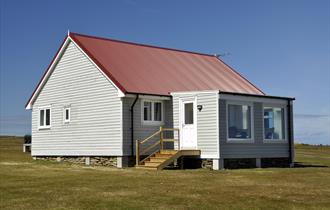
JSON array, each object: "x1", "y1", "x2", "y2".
[{"x1": 197, "y1": 105, "x2": 203, "y2": 112}]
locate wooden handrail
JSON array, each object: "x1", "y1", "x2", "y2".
[
  {"x1": 140, "y1": 140, "x2": 160, "y2": 155},
  {"x1": 140, "y1": 130, "x2": 161, "y2": 144},
  {"x1": 135, "y1": 126, "x2": 180, "y2": 166}
]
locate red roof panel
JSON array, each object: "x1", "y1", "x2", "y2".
[{"x1": 70, "y1": 33, "x2": 264, "y2": 96}]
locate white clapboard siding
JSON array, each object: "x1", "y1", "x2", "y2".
[
  {"x1": 172, "y1": 92, "x2": 219, "y2": 159},
  {"x1": 31, "y1": 41, "x2": 123, "y2": 156}
]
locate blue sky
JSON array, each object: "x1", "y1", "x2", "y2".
[{"x1": 0, "y1": 0, "x2": 329, "y2": 144}]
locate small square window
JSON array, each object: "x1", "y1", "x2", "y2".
[
  {"x1": 39, "y1": 107, "x2": 51, "y2": 129},
  {"x1": 142, "y1": 100, "x2": 164, "y2": 125}
]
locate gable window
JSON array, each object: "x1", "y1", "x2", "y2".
[
  {"x1": 39, "y1": 107, "x2": 51, "y2": 129},
  {"x1": 142, "y1": 100, "x2": 164, "y2": 125},
  {"x1": 64, "y1": 107, "x2": 71, "y2": 123},
  {"x1": 264, "y1": 107, "x2": 285, "y2": 140},
  {"x1": 227, "y1": 103, "x2": 253, "y2": 140}
]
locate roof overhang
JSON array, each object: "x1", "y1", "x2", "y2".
[
  {"x1": 219, "y1": 91, "x2": 295, "y2": 101},
  {"x1": 219, "y1": 91, "x2": 295, "y2": 103},
  {"x1": 25, "y1": 34, "x2": 126, "y2": 110}
]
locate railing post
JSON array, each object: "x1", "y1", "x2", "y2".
[
  {"x1": 160, "y1": 126, "x2": 163, "y2": 151},
  {"x1": 177, "y1": 129, "x2": 180, "y2": 150},
  {"x1": 136, "y1": 140, "x2": 139, "y2": 166}
]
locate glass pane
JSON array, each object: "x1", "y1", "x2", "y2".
[
  {"x1": 45, "y1": 109, "x2": 50, "y2": 126},
  {"x1": 154, "y1": 102, "x2": 162, "y2": 121},
  {"x1": 65, "y1": 109, "x2": 69, "y2": 120},
  {"x1": 228, "y1": 104, "x2": 251, "y2": 139},
  {"x1": 40, "y1": 110, "x2": 44, "y2": 126},
  {"x1": 184, "y1": 103, "x2": 194, "y2": 124},
  {"x1": 143, "y1": 102, "x2": 152, "y2": 121},
  {"x1": 264, "y1": 107, "x2": 284, "y2": 139}
]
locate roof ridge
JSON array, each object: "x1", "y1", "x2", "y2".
[{"x1": 69, "y1": 32, "x2": 215, "y2": 58}]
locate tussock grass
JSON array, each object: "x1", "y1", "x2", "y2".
[{"x1": 0, "y1": 136, "x2": 329, "y2": 210}]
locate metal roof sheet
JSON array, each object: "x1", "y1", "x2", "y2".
[{"x1": 70, "y1": 33, "x2": 264, "y2": 96}]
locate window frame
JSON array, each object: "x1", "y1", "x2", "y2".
[
  {"x1": 226, "y1": 101, "x2": 254, "y2": 143},
  {"x1": 141, "y1": 99, "x2": 164, "y2": 126},
  {"x1": 262, "y1": 104, "x2": 288, "y2": 143},
  {"x1": 63, "y1": 107, "x2": 71, "y2": 123},
  {"x1": 38, "y1": 106, "x2": 51, "y2": 130}
]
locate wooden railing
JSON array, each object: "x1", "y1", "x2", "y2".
[{"x1": 135, "y1": 127, "x2": 180, "y2": 166}]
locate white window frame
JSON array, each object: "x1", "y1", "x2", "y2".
[
  {"x1": 63, "y1": 107, "x2": 71, "y2": 123},
  {"x1": 141, "y1": 99, "x2": 164, "y2": 126},
  {"x1": 38, "y1": 106, "x2": 51, "y2": 130},
  {"x1": 262, "y1": 103, "x2": 288, "y2": 143},
  {"x1": 226, "y1": 101, "x2": 254, "y2": 143}
]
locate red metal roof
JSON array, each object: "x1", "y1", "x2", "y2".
[
  {"x1": 26, "y1": 33, "x2": 265, "y2": 108},
  {"x1": 70, "y1": 33, "x2": 264, "y2": 96}
]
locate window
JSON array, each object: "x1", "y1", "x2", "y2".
[
  {"x1": 184, "y1": 103, "x2": 194, "y2": 124},
  {"x1": 39, "y1": 107, "x2": 51, "y2": 129},
  {"x1": 142, "y1": 100, "x2": 164, "y2": 125},
  {"x1": 154, "y1": 102, "x2": 162, "y2": 121},
  {"x1": 143, "y1": 102, "x2": 152, "y2": 121},
  {"x1": 227, "y1": 103, "x2": 252, "y2": 140},
  {"x1": 264, "y1": 107, "x2": 285, "y2": 140},
  {"x1": 64, "y1": 107, "x2": 70, "y2": 123}
]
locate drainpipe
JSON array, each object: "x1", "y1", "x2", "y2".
[
  {"x1": 287, "y1": 99, "x2": 294, "y2": 167},
  {"x1": 130, "y1": 94, "x2": 139, "y2": 156}
]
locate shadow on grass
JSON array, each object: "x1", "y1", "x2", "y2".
[{"x1": 294, "y1": 162, "x2": 328, "y2": 168}]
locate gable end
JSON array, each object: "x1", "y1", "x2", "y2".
[{"x1": 25, "y1": 35, "x2": 125, "y2": 110}]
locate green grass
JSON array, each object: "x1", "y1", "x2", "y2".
[{"x1": 0, "y1": 136, "x2": 329, "y2": 210}]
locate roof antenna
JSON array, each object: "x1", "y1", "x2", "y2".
[
  {"x1": 67, "y1": 29, "x2": 70, "y2": 36},
  {"x1": 214, "y1": 52, "x2": 231, "y2": 58}
]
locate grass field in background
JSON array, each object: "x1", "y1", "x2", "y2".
[{"x1": 0, "y1": 136, "x2": 329, "y2": 210}]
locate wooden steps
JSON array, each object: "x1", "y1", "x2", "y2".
[{"x1": 135, "y1": 149, "x2": 200, "y2": 170}]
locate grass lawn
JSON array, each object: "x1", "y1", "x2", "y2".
[{"x1": 0, "y1": 137, "x2": 329, "y2": 210}]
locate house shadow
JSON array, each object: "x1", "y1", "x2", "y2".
[{"x1": 294, "y1": 162, "x2": 328, "y2": 168}]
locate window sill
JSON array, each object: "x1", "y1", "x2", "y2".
[
  {"x1": 263, "y1": 139, "x2": 287, "y2": 144},
  {"x1": 227, "y1": 139, "x2": 254, "y2": 144},
  {"x1": 142, "y1": 121, "x2": 165, "y2": 126},
  {"x1": 38, "y1": 127, "x2": 51, "y2": 130}
]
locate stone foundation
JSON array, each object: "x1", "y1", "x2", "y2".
[
  {"x1": 201, "y1": 159, "x2": 213, "y2": 169},
  {"x1": 35, "y1": 156, "x2": 117, "y2": 167}
]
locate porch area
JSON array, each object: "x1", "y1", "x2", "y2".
[{"x1": 135, "y1": 127, "x2": 200, "y2": 170}]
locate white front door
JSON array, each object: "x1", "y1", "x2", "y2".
[{"x1": 180, "y1": 99, "x2": 197, "y2": 149}]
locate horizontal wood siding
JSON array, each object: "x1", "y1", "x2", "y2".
[
  {"x1": 172, "y1": 92, "x2": 219, "y2": 158},
  {"x1": 122, "y1": 98, "x2": 173, "y2": 155},
  {"x1": 197, "y1": 93, "x2": 219, "y2": 158},
  {"x1": 219, "y1": 99, "x2": 290, "y2": 158},
  {"x1": 31, "y1": 41, "x2": 122, "y2": 156}
]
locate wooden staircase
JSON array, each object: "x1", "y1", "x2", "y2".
[
  {"x1": 135, "y1": 127, "x2": 200, "y2": 170},
  {"x1": 136, "y1": 149, "x2": 200, "y2": 170}
]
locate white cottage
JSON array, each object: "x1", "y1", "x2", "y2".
[{"x1": 26, "y1": 32, "x2": 295, "y2": 170}]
